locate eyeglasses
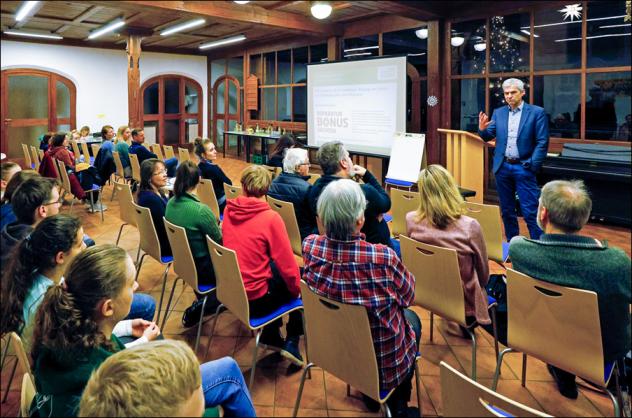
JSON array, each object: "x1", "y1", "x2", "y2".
[
  {"x1": 43, "y1": 197, "x2": 64, "y2": 206},
  {"x1": 152, "y1": 170, "x2": 168, "y2": 176},
  {"x1": 299, "y1": 162, "x2": 311, "y2": 167}
]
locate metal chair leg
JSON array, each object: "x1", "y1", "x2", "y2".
[
  {"x1": 300, "y1": 310, "x2": 311, "y2": 380},
  {"x1": 492, "y1": 348, "x2": 514, "y2": 390},
  {"x1": 206, "y1": 304, "x2": 226, "y2": 357},
  {"x1": 134, "y1": 253, "x2": 147, "y2": 282},
  {"x1": 466, "y1": 328, "x2": 478, "y2": 381},
  {"x1": 155, "y1": 263, "x2": 171, "y2": 326},
  {"x1": 194, "y1": 295, "x2": 208, "y2": 353},
  {"x1": 521, "y1": 353, "x2": 528, "y2": 387},
  {"x1": 161, "y1": 277, "x2": 182, "y2": 329},
  {"x1": 292, "y1": 363, "x2": 315, "y2": 417},
  {"x1": 383, "y1": 403, "x2": 392, "y2": 418},
  {"x1": 248, "y1": 330, "x2": 262, "y2": 390},
  {"x1": 115, "y1": 223, "x2": 128, "y2": 246},
  {"x1": 1, "y1": 357, "x2": 18, "y2": 403},
  {"x1": 429, "y1": 312, "x2": 434, "y2": 342},
  {"x1": 414, "y1": 357, "x2": 422, "y2": 412},
  {"x1": 490, "y1": 305, "x2": 500, "y2": 362}
]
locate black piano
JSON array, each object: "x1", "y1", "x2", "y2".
[{"x1": 540, "y1": 143, "x2": 631, "y2": 226}]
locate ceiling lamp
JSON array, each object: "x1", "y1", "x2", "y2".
[
  {"x1": 311, "y1": 1, "x2": 332, "y2": 20},
  {"x1": 474, "y1": 42, "x2": 486, "y2": 51},
  {"x1": 160, "y1": 18, "x2": 205, "y2": 36},
  {"x1": 199, "y1": 34, "x2": 246, "y2": 50},
  {"x1": 450, "y1": 36, "x2": 465, "y2": 47},
  {"x1": 88, "y1": 18, "x2": 125, "y2": 40},
  {"x1": 234, "y1": 1, "x2": 250, "y2": 3},
  {"x1": 15, "y1": 0, "x2": 39, "y2": 21},
  {"x1": 415, "y1": 28, "x2": 428, "y2": 39},
  {"x1": 4, "y1": 29, "x2": 62, "y2": 40}
]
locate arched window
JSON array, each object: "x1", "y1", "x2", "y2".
[
  {"x1": 141, "y1": 75, "x2": 203, "y2": 146},
  {"x1": 1, "y1": 69, "x2": 76, "y2": 158}
]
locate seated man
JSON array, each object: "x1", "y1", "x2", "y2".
[
  {"x1": 268, "y1": 147, "x2": 317, "y2": 241},
  {"x1": 79, "y1": 340, "x2": 255, "y2": 417},
  {"x1": 509, "y1": 180, "x2": 631, "y2": 399},
  {"x1": 303, "y1": 179, "x2": 420, "y2": 417},
  {"x1": 129, "y1": 128, "x2": 178, "y2": 178}
]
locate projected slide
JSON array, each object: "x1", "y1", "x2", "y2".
[{"x1": 308, "y1": 56, "x2": 406, "y2": 156}]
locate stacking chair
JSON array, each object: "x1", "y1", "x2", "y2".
[
  {"x1": 90, "y1": 144, "x2": 101, "y2": 160},
  {"x1": 294, "y1": 282, "x2": 421, "y2": 417},
  {"x1": 142, "y1": 142, "x2": 151, "y2": 150},
  {"x1": 113, "y1": 182, "x2": 137, "y2": 246},
  {"x1": 21, "y1": 144, "x2": 33, "y2": 169},
  {"x1": 1, "y1": 333, "x2": 33, "y2": 403},
  {"x1": 111, "y1": 151, "x2": 133, "y2": 200},
  {"x1": 129, "y1": 153, "x2": 142, "y2": 183},
  {"x1": 178, "y1": 147, "x2": 191, "y2": 162},
  {"x1": 20, "y1": 373, "x2": 36, "y2": 418},
  {"x1": 223, "y1": 183, "x2": 242, "y2": 200},
  {"x1": 491, "y1": 269, "x2": 625, "y2": 417},
  {"x1": 198, "y1": 179, "x2": 221, "y2": 222},
  {"x1": 163, "y1": 219, "x2": 216, "y2": 352},
  {"x1": 385, "y1": 178, "x2": 415, "y2": 192},
  {"x1": 206, "y1": 237, "x2": 304, "y2": 390},
  {"x1": 390, "y1": 189, "x2": 420, "y2": 238},
  {"x1": 29, "y1": 146, "x2": 40, "y2": 172},
  {"x1": 307, "y1": 173, "x2": 321, "y2": 185},
  {"x1": 266, "y1": 196, "x2": 303, "y2": 265},
  {"x1": 262, "y1": 165, "x2": 281, "y2": 180},
  {"x1": 69, "y1": 139, "x2": 82, "y2": 164},
  {"x1": 58, "y1": 160, "x2": 104, "y2": 222},
  {"x1": 37, "y1": 149, "x2": 44, "y2": 161},
  {"x1": 400, "y1": 236, "x2": 499, "y2": 381},
  {"x1": 80, "y1": 142, "x2": 93, "y2": 165},
  {"x1": 55, "y1": 159, "x2": 76, "y2": 213},
  {"x1": 151, "y1": 144, "x2": 165, "y2": 160},
  {"x1": 440, "y1": 362, "x2": 550, "y2": 417},
  {"x1": 465, "y1": 202, "x2": 509, "y2": 265},
  {"x1": 131, "y1": 203, "x2": 173, "y2": 324},
  {"x1": 163, "y1": 145, "x2": 176, "y2": 160}
]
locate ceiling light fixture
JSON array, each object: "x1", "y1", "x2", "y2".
[
  {"x1": 199, "y1": 34, "x2": 246, "y2": 50},
  {"x1": 555, "y1": 32, "x2": 631, "y2": 42},
  {"x1": 520, "y1": 29, "x2": 539, "y2": 38},
  {"x1": 4, "y1": 29, "x2": 62, "y2": 40},
  {"x1": 161, "y1": 18, "x2": 206, "y2": 36},
  {"x1": 342, "y1": 45, "x2": 378, "y2": 53},
  {"x1": 343, "y1": 52, "x2": 372, "y2": 58},
  {"x1": 15, "y1": 1, "x2": 39, "y2": 22},
  {"x1": 88, "y1": 18, "x2": 125, "y2": 40},
  {"x1": 415, "y1": 28, "x2": 428, "y2": 39},
  {"x1": 407, "y1": 52, "x2": 426, "y2": 56},
  {"x1": 311, "y1": 1, "x2": 332, "y2": 20},
  {"x1": 474, "y1": 42, "x2": 487, "y2": 51},
  {"x1": 450, "y1": 36, "x2": 465, "y2": 47},
  {"x1": 234, "y1": 1, "x2": 250, "y2": 4}
]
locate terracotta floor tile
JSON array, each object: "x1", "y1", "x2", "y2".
[
  {"x1": 477, "y1": 378, "x2": 544, "y2": 411},
  {"x1": 254, "y1": 405, "x2": 275, "y2": 417},
  {"x1": 418, "y1": 345, "x2": 464, "y2": 377},
  {"x1": 577, "y1": 383, "x2": 616, "y2": 417},
  {"x1": 503, "y1": 353, "x2": 554, "y2": 383},
  {"x1": 164, "y1": 333, "x2": 210, "y2": 363},
  {"x1": 212, "y1": 312, "x2": 249, "y2": 337},
  {"x1": 275, "y1": 367, "x2": 326, "y2": 409},
  {"x1": 323, "y1": 372, "x2": 371, "y2": 412},
  {"x1": 525, "y1": 381, "x2": 602, "y2": 417},
  {"x1": 328, "y1": 409, "x2": 382, "y2": 417},
  {"x1": 203, "y1": 336, "x2": 237, "y2": 362},
  {"x1": 420, "y1": 318, "x2": 447, "y2": 346},
  {"x1": 247, "y1": 366, "x2": 277, "y2": 406},
  {"x1": 412, "y1": 373, "x2": 438, "y2": 416},
  {"x1": 450, "y1": 345, "x2": 517, "y2": 381},
  {"x1": 274, "y1": 407, "x2": 328, "y2": 417},
  {"x1": 233, "y1": 336, "x2": 286, "y2": 369},
  {"x1": 421, "y1": 374, "x2": 443, "y2": 416}
]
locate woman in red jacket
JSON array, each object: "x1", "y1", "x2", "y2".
[
  {"x1": 47, "y1": 133, "x2": 75, "y2": 169},
  {"x1": 221, "y1": 165, "x2": 304, "y2": 366}
]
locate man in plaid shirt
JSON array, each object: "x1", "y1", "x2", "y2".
[{"x1": 303, "y1": 179, "x2": 421, "y2": 417}]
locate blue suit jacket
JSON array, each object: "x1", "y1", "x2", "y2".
[{"x1": 478, "y1": 103, "x2": 549, "y2": 174}]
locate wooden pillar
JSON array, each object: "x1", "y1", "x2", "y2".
[
  {"x1": 127, "y1": 35, "x2": 142, "y2": 128},
  {"x1": 426, "y1": 20, "x2": 442, "y2": 165},
  {"x1": 327, "y1": 36, "x2": 340, "y2": 62}
]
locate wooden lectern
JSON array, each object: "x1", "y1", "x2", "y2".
[{"x1": 437, "y1": 129, "x2": 494, "y2": 204}]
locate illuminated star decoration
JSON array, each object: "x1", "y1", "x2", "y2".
[{"x1": 559, "y1": 4, "x2": 583, "y2": 21}]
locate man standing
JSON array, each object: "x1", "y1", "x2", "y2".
[{"x1": 478, "y1": 78, "x2": 549, "y2": 240}]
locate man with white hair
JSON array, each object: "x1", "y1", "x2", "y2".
[
  {"x1": 303, "y1": 179, "x2": 420, "y2": 417},
  {"x1": 478, "y1": 78, "x2": 549, "y2": 241},
  {"x1": 268, "y1": 147, "x2": 317, "y2": 240}
]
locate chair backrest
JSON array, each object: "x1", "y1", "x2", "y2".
[
  {"x1": 20, "y1": 372, "x2": 36, "y2": 418},
  {"x1": 131, "y1": 202, "x2": 162, "y2": 261},
  {"x1": 464, "y1": 202, "x2": 505, "y2": 263},
  {"x1": 163, "y1": 218, "x2": 201, "y2": 291},
  {"x1": 21, "y1": 144, "x2": 32, "y2": 169},
  {"x1": 506, "y1": 268, "x2": 606, "y2": 385},
  {"x1": 266, "y1": 196, "x2": 302, "y2": 257},
  {"x1": 112, "y1": 151, "x2": 125, "y2": 179},
  {"x1": 400, "y1": 235, "x2": 467, "y2": 325},
  {"x1": 163, "y1": 145, "x2": 175, "y2": 160},
  {"x1": 91, "y1": 143, "x2": 101, "y2": 158},
  {"x1": 198, "y1": 179, "x2": 220, "y2": 220},
  {"x1": 307, "y1": 173, "x2": 321, "y2": 185},
  {"x1": 223, "y1": 183, "x2": 242, "y2": 200},
  {"x1": 206, "y1": 237, "x2": 251, "y2": 326},
  {"x1": 142, "y1": 142, "x2": 151, "y2": 150},
  {"x1": 80, "y1": 142, "x2": 91, "y2": 160},
  {"x1": 390, "y1": 189, "x2": 420, "y2": 237},
  {"x1": 69, "y1": 139, "x2": 81, "y2": 161},
  {"x1": 440, "y1": 361, "x2": 551, "y2": 417},
  {"x1": 37, "y1": 149, "x2": 44, "y2": 161},
  {"x1": 115, "y1": 182, "x2": 137, "y2": 227},
  {"x1": 129, "y1": 153, "x2": 141, "y2": 183},
  {"x1": 262, "y1": 165, "x2": 281, "y2": 180},
  {"x1": 9, "y1": 332, "x2": 32, "y2": 379},
  {"x1": 56, "y1": 160, "x2": 72, "y2": 193},
  {"x1": 178, "y1": 147, "x2": 191, "y2": 162},
  {"x1": 29, "y1": 146, "x2": 40, "y2": 171},
  {"x1": 151, "y1": 144, "x2": 164, "y2": 160},
  {"x1": 300, "y1": 281, "x2": 383, "y2": 401}
]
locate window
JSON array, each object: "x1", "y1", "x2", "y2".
[
  {"x1": 489, "y1": 14, "x2": 529, "y2": 73},
  {"x1": 342, "y1": 35, "x2": 379, "y2": 60},
  {"x1": 585, "y1": 72, "x2": 631, "y2": 140},
  {"x1": 451, "y1": 79, "x2": 485, "y2": 131},
  {"x1": 587, "y1": 1, "x2": 631, "y2": 68},
  {"x1": 534, "y1": 6, "x2": 581, "y2": 70},
  {"x1": 533, "y1": 74, "x2": 581, "y2": 139},
  {"x1": 451, "y1": 19, "x2": 486, "y2": 75},
  {"x1": 383, "y1": 28, "x2": 428, "y2": 76}
]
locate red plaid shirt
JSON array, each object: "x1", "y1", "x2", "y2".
[{"x1": 302, "y1": 233, "x2": 417, "y2": 391}]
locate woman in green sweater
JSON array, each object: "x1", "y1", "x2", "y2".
[{"x1": 165, "y1": 160, "x2": 222, "y2": 328}]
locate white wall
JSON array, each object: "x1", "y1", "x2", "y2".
[{"x1": 1, "y1": 41, "x2": 208, "y2": 137}]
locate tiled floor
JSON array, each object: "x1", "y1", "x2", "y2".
[{"x1": 1, "y1": 155, "x2": 629, "y2": 417}]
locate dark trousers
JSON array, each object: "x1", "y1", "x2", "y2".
[
  {"x1": 194, "y1": 255, "x2": 219, "y2": 308},
  {"x1": 248, "y1": 266, "x2": 303, "y2": 339},
  {"x1": 495, "y1": 162, "x2": 543, "y2": 241}
]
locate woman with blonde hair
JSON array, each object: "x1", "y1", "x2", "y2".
[
  {"x1": 115, "y1": 125, "x2": 132, "y2": 177},
  {"x1": 405, "y1": 164, "x2": 491, "y2": 329},
  {"x1": 193, "y1": 137, "x2": 232, "y2": 214}
]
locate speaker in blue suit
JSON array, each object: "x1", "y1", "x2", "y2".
[{"x1": 478, "y1": 78, "x2": 549, "y2": 241}]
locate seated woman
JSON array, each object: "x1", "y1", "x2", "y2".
[
  {"x1": 115, "y1": 125, "x2": 132, "y2": 177},
  {"x1": 267, "y1": 134, "x2": 296, "y2": 168},
  {"x1": 268, "y1": 148, "x2": 317, "y2": 241},
  {"x1": 165, "y1": 161, "x2": 222, "y2": 327},
  {"x1": 137, "y1": 159, "x2": 171, "y2": 257},
  {"x1": 100, "y1": 125, "x2": 115, "y2": 154},
  {"x1": 405, "y1": 164, "x2": 491, "y2": 329},
  {"x1": 222, "y1": 165, "x2": 303, "y2": 365},
  {"x1": 39, "y1": 131, "x2": 55, "y2": 152},
  {"x1": 78, "y1": 126, "x2": 90, "y2": 142},
  {"x1": 193, "y1": 137, "x2": 232, "y2": 214},
  {"x1": 0, "y1": 169, "x2": 37, "y2": 231},
  {"x1": 1, "y1": 161, "x2": 21, "y2": 201},
  {"x1": 47, "y1": 132, "x2": 76, "y2": 169},
  {"x1": 29, "y1": 245, "x2": 163, "y2": 417}
]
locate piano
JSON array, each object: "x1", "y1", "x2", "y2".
[{"x1": 540, "y1": 143, "x2": 631, "y2": 226}]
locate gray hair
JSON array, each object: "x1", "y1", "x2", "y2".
[
  {"x1": 317, "y1": 179, "x2": 367, "y2": 240},
  {"x1": 502, "y1": 78, "x2": 525, "y2": 92},
  {"x1": 540, "y1": 180, "x2": 592, "y2": 233},
  {"x1": 283, "y1": 148, "x2": 308, "y2": 174},
  {"x1": 317, "y1": 141, "x2": 347, "y2": 175}
]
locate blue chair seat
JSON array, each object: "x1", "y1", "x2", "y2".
[
  {"x1": 160, "y1": 256, "x2": 174, "y2": 264},
  {"x1": 219, "y1": 214, "x2": 224, "y2": 222},
  {"x1": 487, "y1": 295, "x2": 497, "y2": 305},
  {"x1": 502, "y1": 241, "x2": 510, "y2": 262},
  {"x1": 249, "y1": 298, "x2": 303, "y2": 328},
  {"x1": 383, "y1": 213, "x2": 393, "y2": 223},
  {"x1": 89, "y1": 157, "x2": 95, "y2": 165},
  {"x1": 198, "y1": 283, "x2": 216, "y2": 293},
  {"x1": 85, "y1": 184, "x2": 101, "y2": 193},
  {"x1": 604, "y1": 361, "x2": 616, "y2": 382},
  {"x1": 30, "y1": 163, "x2": 36, "y2": 169},
  {"x1": 488, "y1": 405, "x2": 513, "y2": 417},
  {"x1": 385, "y1": 178, "x2": 414, "y2": 188}
]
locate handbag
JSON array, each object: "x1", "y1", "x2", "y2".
[{"x1": 486, "y1": 273, "x2": 507, "y2": 313}]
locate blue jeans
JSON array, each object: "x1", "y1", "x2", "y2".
[
  {"x1": 124, "y1": 293, "x2": 157, "y2": 322},
  {"x1": 495, "y1": 162, "x2": 543, "y2": 241},
  {"x1": 201, "y1": 356, "x2": 256, "y2": 417},
  {"x1": 164, "y1": 157, "x2": 178, "y2": 178}
]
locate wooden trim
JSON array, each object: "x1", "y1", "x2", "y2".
[
  {"x1": 343, "y1": 15, "x2": 425, "y2": 39},
  {"x1": 580, "y1": 1, "x2": 587, "y2": 140},
  {"x1": 426, "y1": 20, "x2": 441, "y2": 165},
  {"x1": 585, "y1": 66, "x2": 632, "y2": 73},
  {"x1": 548, "y1": 137, "x2": 632, "y2": 153}
]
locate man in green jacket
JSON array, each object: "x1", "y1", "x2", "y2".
[{"x1": 509, "y1": 179, "x2": 631, "y2": 399}]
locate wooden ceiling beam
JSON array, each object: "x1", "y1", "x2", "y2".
[
  {"x1": 55, "y1": 5, "x2": 103, "y2": 34},
  {"x1": 386, "y1": 1, "x2": 442, "y2": 21},
  {"x1": 1, "y1": 13, "x2": 100, "y2": 30},
  {"x1": 118, "y1": 0, "x2": 342, "y2": 36}
]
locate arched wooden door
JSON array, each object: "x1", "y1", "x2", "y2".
[
  {"x1": 1, "y1": 69, "x2": 76, "y2": 159},
  {"x1": 212, "y1": 75, "x2": 241, "y2": 155}
]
